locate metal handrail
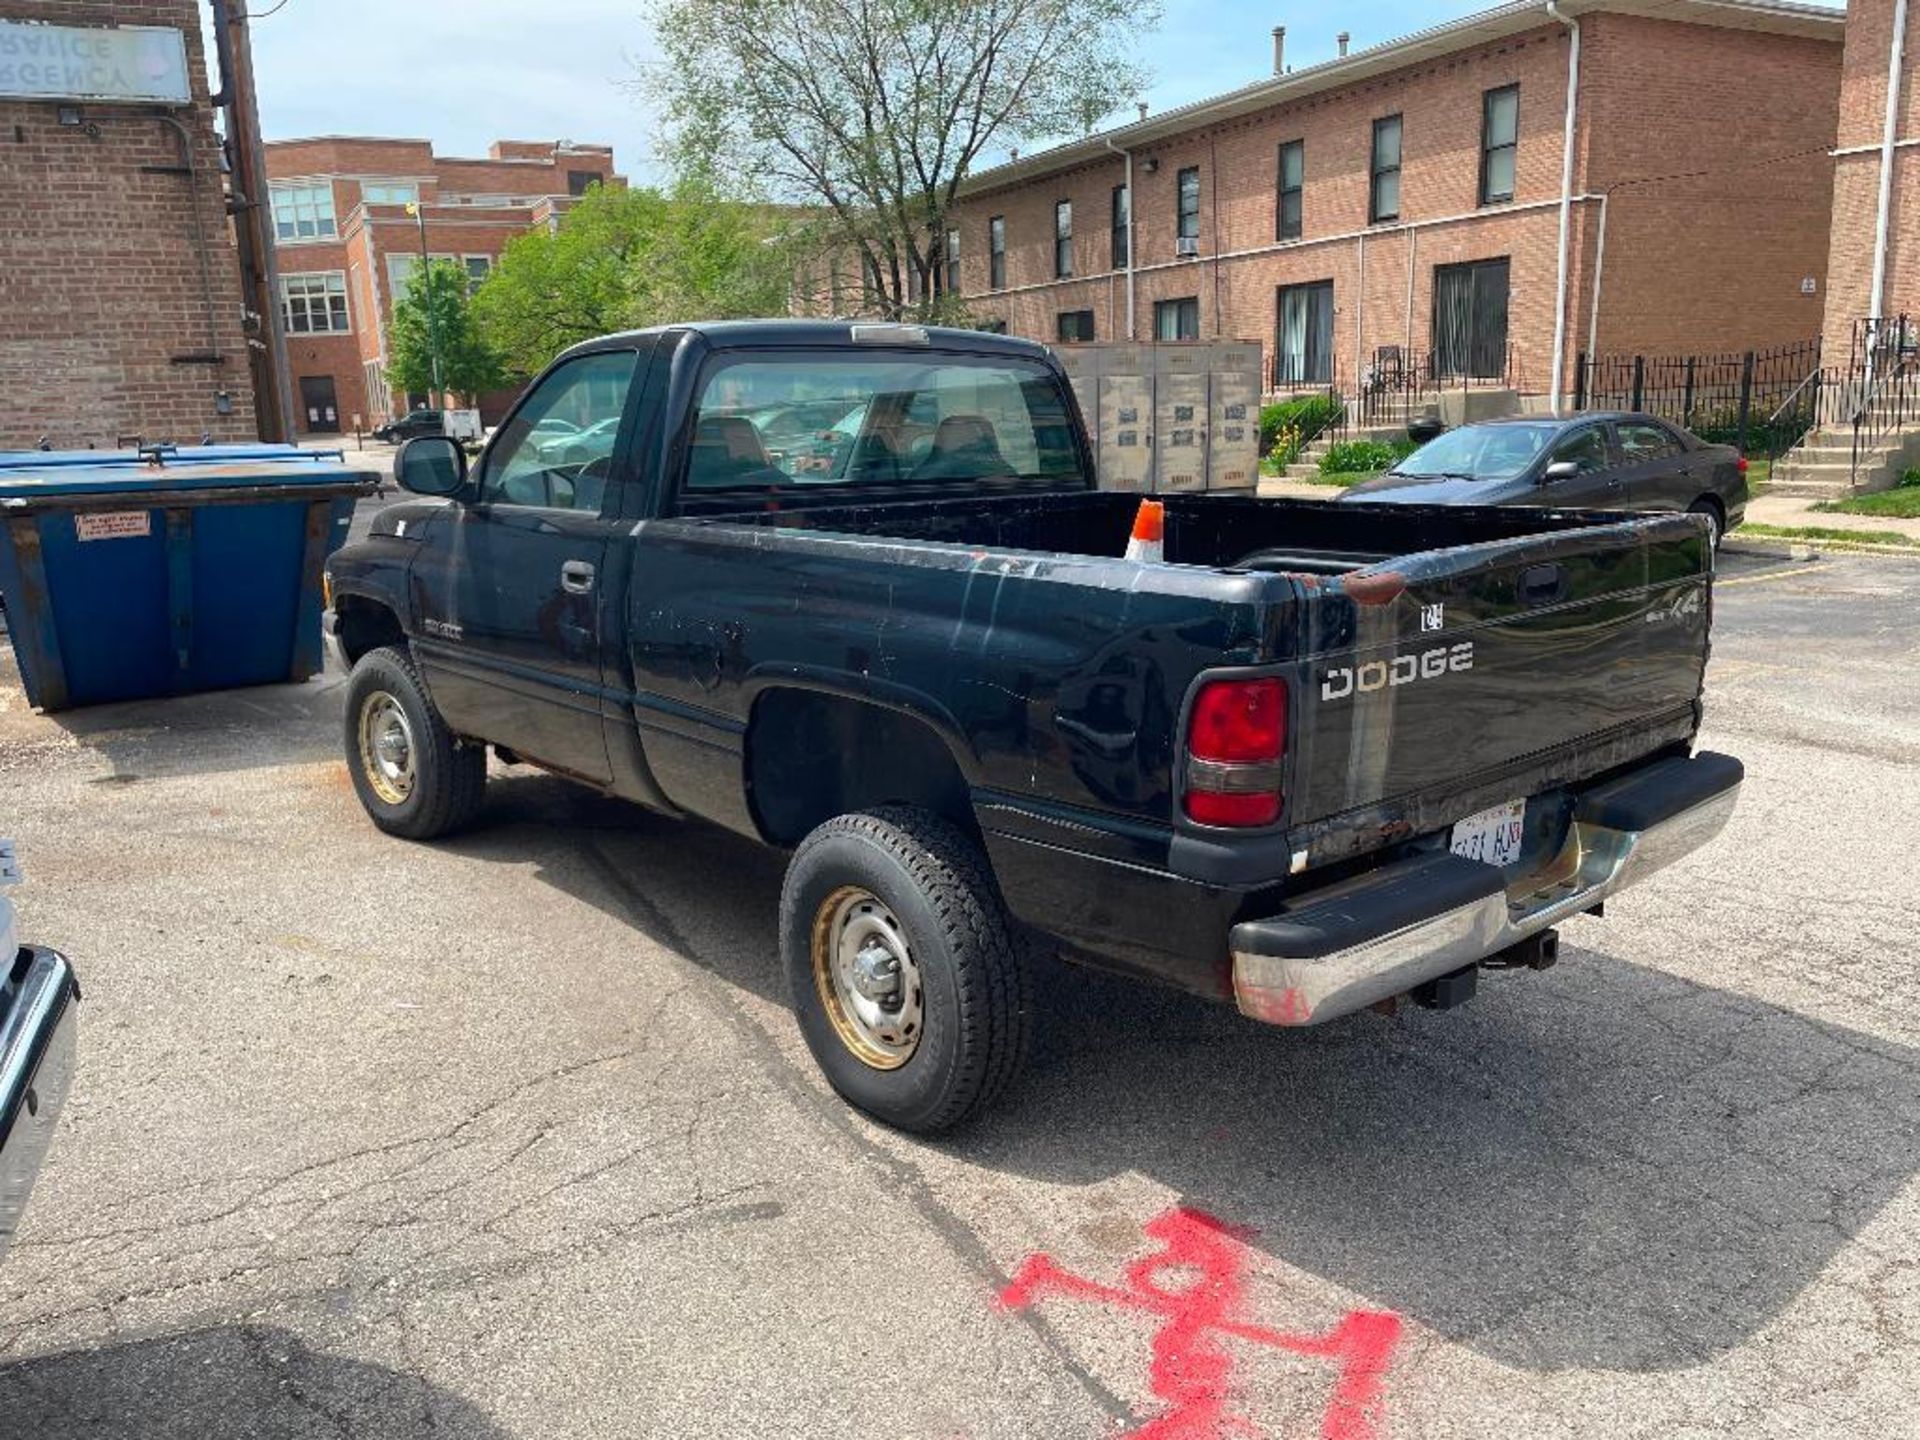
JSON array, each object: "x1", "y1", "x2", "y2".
[{"x1": 1765, "y1": 365, "x2": 1827, "y2": 429}]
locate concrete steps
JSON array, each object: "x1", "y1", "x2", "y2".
[{"x1": 1770, "y1": 425, "x2": 1920, "y2": 499}]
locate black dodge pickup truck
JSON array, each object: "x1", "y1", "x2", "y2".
[{"x1": 323, "y1": 321, "x2": 1742, "y2": 1132}]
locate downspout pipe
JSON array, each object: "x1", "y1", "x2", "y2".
[
  {"x1": 1103, "y1": 137, "x2": 1136, "y2": 340},
  {"x1": 1869, "y1": 0, "x2": 1911, "y2": 332},
  {"x1": 1547, "y1": 1, "x2": 1580, "y2": 413}
]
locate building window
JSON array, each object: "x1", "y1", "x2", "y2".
[
  {"x1": 567, "y1": 170, "x2": 599, "y2": 197},
  {"x1": 1057, "y1": 309, "x2": 1095, "y2": 342},
  {"x1": 463, "y1": 255, "x2": 493, "y2": 291},
  {"x1": 1275, "y1": 280, "x2": 1334, "y2": 385},
  {"x1": 977, "y1": 318, "x2": 1008, "y2": 335},
  {"x1": 862, "y1": 252, "x2": 883, "y2": 301},
  {"x1": 1111, "y1": 184, "x2": 1130, "y2": 270},
  {"x1": 1370, "y1": 115, "x2": 1402, "y2": 224},
  {"x1": 1154, "y1": 296, "x2": 1199, "y2": 341},
  {"x1": 944, "y1": 227, "x2": 960, "y2": 293},
  {"x1": 1277, "y1": 140, "x2": 1304, "y2": 241},
  {"x1": 386, "y1": 252, "x2": 455, "y2": 299},
  {"x1": 270, "y1": 182, "x2": 336, "y2": 242},
  {"x1": 1176, "y1": 166, "x2": 1200, "y2": 247},
  {"x1": 1480, "y1": 85, "x2": 1519, "y2": 205},
  {"x1": 1053, "y1": 199, "x2": 1074, "y2": 279},
  {"x1": 281, "y1": 272, "x2": 350, "y2": 333},
  {"x1": 361, "y1": 181, "x2": 419, "y2": 207},
  {"x1": 989, "y1": 215, "x2": 1006, "y2": 290}
]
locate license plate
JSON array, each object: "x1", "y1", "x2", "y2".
[{"x1": 1450, "y1": 799, "x2": 1527, "y2": 868}]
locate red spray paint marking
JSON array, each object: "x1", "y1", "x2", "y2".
[{"x1": 999, "y1": 1207, "x2": 1402, "y2": 1440}]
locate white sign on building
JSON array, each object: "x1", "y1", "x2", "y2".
[{"x1": 0, "y1": 21, "x2": 190, "y2": 105}]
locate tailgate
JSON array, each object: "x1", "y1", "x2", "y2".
[{"x1": 1283, "y1": 513, "x2": 1712, "y2": 861}]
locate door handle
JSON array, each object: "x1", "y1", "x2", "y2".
[
  {"x1": 1518, "y1": 563, "x2": 1567, "y2": 606},
  {"x1": 560, "y1": 560, "x2": 596, "y2": 594}
]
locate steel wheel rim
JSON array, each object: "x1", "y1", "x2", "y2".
[
  {"x1": 357, "y1": 691, "x2": 417, "y2": 806},
  {"x1": 810, "y1": 885, "x2": 923, "y2": 1070}
]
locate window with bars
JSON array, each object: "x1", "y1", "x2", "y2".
[
  {"x1": 989, "y1": 215, "x2": 1006, "y2": 290},
  {"x1": 1277, "y1": 140, "x2": 1303, "y2": 241},
  {"x1": 1370, "y1": 115, "x2": 1402, "y2": 223},
  {"x1": 1176, "y1": 167, "x2": 1200, "y2": 243},
  {"x1": 1480, "y1": 86, "x2": 1519, "y2": 205},
  {"x1": 270, "y1": 182, "x2": 336, "y2": 242},
  {"x1": 361, "y1": 181, "x2": 419, "y2": 206},
  {"x1": 281, "y1": 272, "x2": 350, "y2": 333},
  {"x1": 1055, "y1": 200, "x2": 1074, "y2": 278},
  {"x1": 1111, "y1": 184, "x2": 1129, "y2": 270}
]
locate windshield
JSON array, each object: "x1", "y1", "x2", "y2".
[
  {"x1": 1393, "y1": 422, "x2": 1563, "y2": 480},
  {"x1": 686, "y1": 353, "x2": 1084, "y2": 491}
]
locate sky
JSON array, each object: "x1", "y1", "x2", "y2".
[{"x1": 232, "y1": 0, "x2": 1841, "y2": 185}]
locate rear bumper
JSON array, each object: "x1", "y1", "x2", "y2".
[
  {"x1": 0, "y1": 946, "x2": 79, "y2": 1258},
  {"x1": 1230, "y1": 751, "x2": 1743, "y2": 1026}
]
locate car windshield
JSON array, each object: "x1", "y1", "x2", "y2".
[
  {"x1": 1393, "y1": 421, "x2": 1564, "y2": 480},
  {"x1": 686, "y1": 353, "x2": 1083, "y2": 491}
]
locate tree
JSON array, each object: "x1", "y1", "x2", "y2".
[
  {"x1": 643, "y1": 0, "x2": 1153, "y2": 320},
  {"x1": 470, "y1": 183, "x2": 798, "y2": 377},
  {"x1": 387, "y1": 259, "x2": 506, "y2": 403}
]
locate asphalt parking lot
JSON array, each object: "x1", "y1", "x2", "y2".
[{"x1": 1, "y1": 544, "x2": 1916, "y2": 1439}]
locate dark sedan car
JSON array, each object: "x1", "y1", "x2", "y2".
[
  {"x1": 1340, "y1": 412, "x2": 1748, "y2": 546},
  {"x1": 371, "y1": 409, "x2": 444, "y2": 445}
]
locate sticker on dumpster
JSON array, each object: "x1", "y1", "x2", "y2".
[{"x1": 74, "y1": 511, "x2": 152, "y2": 541}]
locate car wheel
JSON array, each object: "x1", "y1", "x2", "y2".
[
  {"x1": 344, "y1": 645, "x2": 487, "y2": 839},
  {"x1": 780, "y1": 806, "x2": 1030, "y2": 1133},
  {"x1": 1687, "y1": 498, "x2": 1725, "y2": 550}
]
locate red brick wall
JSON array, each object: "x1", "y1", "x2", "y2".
[
  {"x1": 0, "y1": 1, "x2": 258, "y2": 448},
  {"x1": 1822, "y1": 0, "x2": 1919, "y2": 360},
  {"x1": 944, "y1": 14, "x2": 1841, "y2": 397}
]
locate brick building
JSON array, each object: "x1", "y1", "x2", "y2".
[
  {"x1": 0, "y1": 1, "x2": 256, "y2": 449},
  {"x1": 1821, "y1": 0, "x2": 1918, "y2": 360},
  {"x1": 262, "y1": 135, "x2": 622, "y2": 434},
  {"x1": 943, "y1": 0, "x2": 1844, "y2": 402}
]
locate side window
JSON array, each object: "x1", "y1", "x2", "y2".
[
  {"x1": 480, "y1": 350, "x2": 638, "y2": 511},
  {"x1": 1616, "y1": 421, "x2": 1682, "y2": 464},
  {"x1": 1551, "y1": 427, "x2": 1610, "y2": 473}
]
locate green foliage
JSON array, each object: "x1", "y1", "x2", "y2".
[
  {"x1": 386, "y1": 259, "x2": 505, "y2": 400},
  {"x1": 1812, "y1": 478, "x2": 1920, "y2": 519},
  {"x1": 1320, "y1": 438, "x2": 1416, "y2": 476},
  {"x1": 642, "y1": 0, "x2": 1153, "y2": 319},
  {"x1": 1258, "y1": 395, "x2": 1343, "y2": 458},
  {"x1": 470, "y1": 182, "x2": 796, "y2": 376}
]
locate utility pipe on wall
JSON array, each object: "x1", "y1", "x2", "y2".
[
  {"x1": 1103, "y1": 137, "x2": 1136, "y2": 339},
  {"x1": 1870, "y1": 0, "x2": 1911, "y2": 327},
  {"x1": 1546, "y1": 1, "x2": 1581, "y2": 412}
]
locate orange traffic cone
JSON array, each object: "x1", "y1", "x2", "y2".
[{"x1": 1124, "y1": 498, "x2": 1165, "y2": 564}]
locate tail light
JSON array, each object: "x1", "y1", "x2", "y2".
[
  {"x1": 1736, "y1": 455, "x2": 1750, "y2": 474},
  {"x1": 1183, "y1": 677, "x2": 1287, "y2": 827}
]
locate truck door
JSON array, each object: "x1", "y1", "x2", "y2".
[{"x1": 410, "y1": 348, "x2": 641, "y2": 784}]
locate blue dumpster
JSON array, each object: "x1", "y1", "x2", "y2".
[
  {"x1": 0, "y1": 457, "x2": 378, "y2": 711},
  {"x1": 0, "y1": 443, "x2": 345, "y2": 470}
]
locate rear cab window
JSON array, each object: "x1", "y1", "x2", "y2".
[{"x1": 676, "y1": 351, "x2": 1085, "y2": 503}]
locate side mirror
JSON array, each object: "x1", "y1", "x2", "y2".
[
  {"x1": 396, "y1": 434, "x2": 468, "y2": 497},
  {"x1": 1541, "y1": 459, "x2": 1579, "y2": 484},
  {"x1": 1406, "y1": 416, "x2": 1446, "y2": 445}
]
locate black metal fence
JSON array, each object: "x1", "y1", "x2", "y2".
[{"x1": 1569, "y1": 338, "x2": 1822, "y2": 453}]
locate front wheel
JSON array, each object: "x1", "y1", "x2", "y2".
[
  {"x1": 780, "y1": 807, "x2": 1030, "y2": 1133},
  {"x1": 343, "y1": 645, "x2": 487, "y2": 839}
]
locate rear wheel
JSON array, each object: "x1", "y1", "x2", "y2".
[
  {"x1": 344, "y1": 645, "x2": 486, "y2": 839},
  {"x1": 780, "y1": 806, "x2": 1030, "y2": 1133},
  {"x1": 1688, "y1": 497, "x2": 1725, "y2": 549}
]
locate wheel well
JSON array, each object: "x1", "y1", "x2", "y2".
[
  {"x1": 1689, "y1": 494, "x2": 1725, "y2": 524},
  {"x1": 747, "y1": 689, "x2": 975, "y2": 848},
  {"x1": 333, "y1": 594, "x2": 406, "y2": 666}
]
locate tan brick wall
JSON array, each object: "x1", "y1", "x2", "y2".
[
  {"x1": 0, "y1": 0, "x2": 258, "y2": 449},
  {"x1": 944, "y1": 14, "x2": 1841, "y2": 397}
]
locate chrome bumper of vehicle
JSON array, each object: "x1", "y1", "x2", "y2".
[
  {"x1": 1231, "y1": 754, "x2": 1742, "y2": 1027},
  {"x1": 0, "y1": 946, "x2": 80, "y2": 1259}
]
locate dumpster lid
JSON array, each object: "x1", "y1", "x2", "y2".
[
  {"x1": 0, "y1": 458, "x2": 378, "y2": 502},
  {"x1": 0, "y1": 444, "x2": 346, "y2": 470}
]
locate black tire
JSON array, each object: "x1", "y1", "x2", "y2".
[
  {"x1": 343, "y1": 645, "x2": 487, "y2": 840},
  {"x1": 1688, "y1": 497, "x2": 1725, "y2": 550},
  {"x1": 781, "y1": 806, "x2": 1030, "y2": 1134}
]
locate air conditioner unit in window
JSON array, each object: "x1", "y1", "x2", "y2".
[{"x1": 1176, "y1": 235, "x2": 1200, "y2": 257}]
